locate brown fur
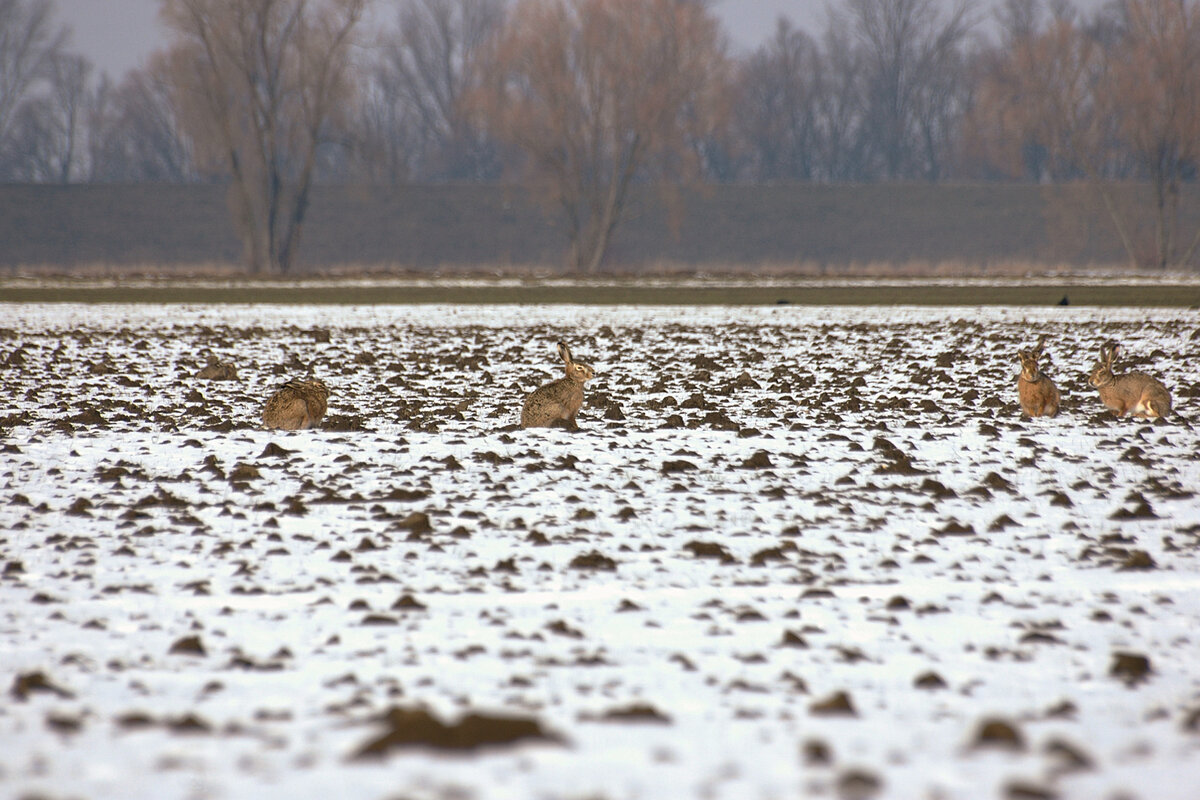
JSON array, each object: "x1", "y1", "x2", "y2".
[
  {"x1": 1017, "y1": 336, "x2": 1060, "y2": 417},
  {"x1": 521, "y1": 342, "x2": 595, "y2": 429},
  {"x1": 263, "y1": 378, "x2": 330, "y2": 430},
  {"x1": 1088, "y1": 343, "x2": 1172, "y2": 419},
  {"x1": 196, "y1": 354, "x2": 238, "y2": 381}
]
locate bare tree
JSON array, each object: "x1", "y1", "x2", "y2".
[
  {"x1": 967, "y1": 0, "x2": 1200, "y2": 268},
  {"x1": 354, "y1": 52, "x2": 422, "y2": 183},
  {"x1": 476, "y1": 0, "x2": 728, "y2": 271},
  {"x1": 840, "y1": 0, "x2": 977, "y2": 180},
  {"x1": 734, "y1": 17, "x2": 822, "y2": 182},
  {"x1": 366, "y1": 0, "x2": 505, "y2": 182},
  {"x1": 962, "y1": 0, "x2": 1048, "y2": 180},
  {"x1": 963, "y1": 3, "x2": 1100, "y2": 181},
  {"x1": 1102, "y1": 0, "x2": 1200, "y2": 268},
  {"x1": 974, "y1": 6, "x2": 1136, "y2": 263},
  {"x1": 161, "y1": 0, "x2": 367, "y2": 274},
  {"x1": 812, "y1": 18, "x2": 869, "y2": 181},
  {"x1": 88, "y1": 55, "x2": 197, "y2": 183},
  {"x1": 994, "y1": 0, "x2": 1041, "y2": 40},
  {"x1": 0, "y1": 0, "x2": 66, "y2": 171},
  {"x1": 5, "y1": 52, "x2": 91, "y2": 181}
]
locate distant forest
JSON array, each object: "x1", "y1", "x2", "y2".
[{"x1": 3, "y1": 0, "x2": 1200, "y2": 272}]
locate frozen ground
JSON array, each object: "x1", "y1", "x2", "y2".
[{"x1": 1, "y1": 303, "x2": 1198, "y2": 800}]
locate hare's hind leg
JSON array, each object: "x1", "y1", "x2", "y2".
[
  {"x1": 1044, "y1": 391, "x2": 1060, "y2": 417},
  {"x1": 1136, "y1": 397, "x2": 1165, "y2": 419},
  {"x1": 539, "y1": 405, "x2": 577, "y2": 430},
  {"x1": 544, "y1": 400, "x2": 574, "y2": 429},
  {"x1": 1128, "y1": 390, "x2": 1153, "y2": 418},
  {"x1": 521, "y1": 401, "x2": 562, "y2": 429},
  {"x1": 521, "y1": 394, "x2": 551, "y2": 428},
  {"x1": 267, "y1": 398, "x2": 308, "y2": 430}
]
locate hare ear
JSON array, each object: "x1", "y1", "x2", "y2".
[
  {"x1": 557, "y1": 341, "x2": 572, "y2": 365},
  {"x1": 1034, "y1": 335, "x2": 1046, "y2": 355}
]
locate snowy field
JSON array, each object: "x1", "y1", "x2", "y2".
[{"x1": 2, "y1": 303, "x2": 1199, "y2": 800}]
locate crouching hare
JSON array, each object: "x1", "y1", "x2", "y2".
[
  {"x1": 1017, "y1": 336, "x2": 1061, "y2": 417},
  {"x1": 521, "y1": 341, "x2": 595, "y2": 430},
  {"x1": 1088, "y1": 342, "x2": 1172, "y2": 419},
  {"x1": 263, "y1": 377, "x2": 330, "y2": 430}
]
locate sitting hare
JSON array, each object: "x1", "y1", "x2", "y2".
[
  {"x1": 1088, "y1": 342, "x2": 1172, "y2": 419},
  {"x1": 196, "y1": 353, "x2": 238, "y2": 381},
  {"x1": 263, "y1": 377, "x2": 330, "y2": 430},
  {"x1": 1017, "y1": 336, "x2": 1060, "y2": 417},
  {"x1": 521, "y1": 341, "x2": 595, "y2": 430}
]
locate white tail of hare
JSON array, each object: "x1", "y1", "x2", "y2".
[
  {"x1": 263, "y1": 377, "x2": 330, "y2": 430},
  {"x1": 1017, "y1": 336, "x2": 1060, "y2": 417},
  {"x1": 1088, "y1": 342, "x2": 1172, "y2": 419},
  {"x1": 521, "y1": 341, "x2": 595, "y2": 429}
]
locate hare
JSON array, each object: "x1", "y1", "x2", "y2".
[
  {"x1": 196, "y1": 353, "x2": 238, "y2": 381},
  {"x1": 521, "y1": 341, "x2": 595, "y2": 430},
  {"x1": 1088, "y1": 342, "x2": 1172, "y2": 419},
  {"x1": 263, "y1": 377, "x2": 330, "y2": 430},
  {"x1": 1017, "y1": 336, "x2": 1060, "y2": 417}
]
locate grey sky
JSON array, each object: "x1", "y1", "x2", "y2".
[
  {"x1": 66, "y1": 0, "x2": 162, "y2": 78},
  {"x1": 65, "y1": 0, "x2": 1106, "y2": 81},
  {"x1": 59, "y1": 0, "x2": 827, "y2": 78}
]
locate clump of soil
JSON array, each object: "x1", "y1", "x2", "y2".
[{"x1": 350, "y1": 707, "x2": 562, "y2": 759}]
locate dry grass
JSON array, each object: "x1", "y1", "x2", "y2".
[{"x1": 0, "y1": 257, "x2": 1140, "y2": 281}]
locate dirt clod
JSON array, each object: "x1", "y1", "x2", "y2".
[{"x1": 351, "y1": 707, "x2": 562, "y2": 758}]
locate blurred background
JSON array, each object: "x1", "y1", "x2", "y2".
[{"x1": 1, "y1": 0, "x2": 1190, "y2": 275}]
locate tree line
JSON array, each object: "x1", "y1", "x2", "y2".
[{"x1": 1, "y1": 0, "x2": 1198, "y2": 272}]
